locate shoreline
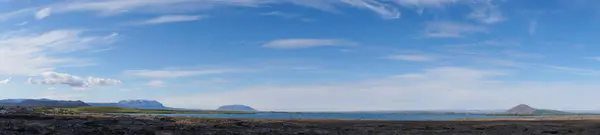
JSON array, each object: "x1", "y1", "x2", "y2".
[{"x1": 1, "y1": 114, "x2": 600, "y2": 134}]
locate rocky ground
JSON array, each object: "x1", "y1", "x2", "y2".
[{"x1": 1, "y1": 114, "x2": 600, "y2": 135}]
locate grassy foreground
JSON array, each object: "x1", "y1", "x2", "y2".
[{"x1": 32, "y1": 106, "x2": 255, "y2": 115}]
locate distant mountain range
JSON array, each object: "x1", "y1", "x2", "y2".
[
  {"x1": 0, "y1": 99, "x2": 587, "y2": 114},
  {"x1": 0, "y1": 99, "x2": 169, "y2": 109},
  {"x1": 0, "y1": 98, "x2": 87, "y2": 107},
  {"x1": 0, "y1": 98, "x2": 258, "y2": 112},
  {"x1": 18, "y1": 99, "x2": 90, "y2": 107}
]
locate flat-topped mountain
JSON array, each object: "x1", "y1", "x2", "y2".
[
  {"x1": 217, "y1": 105, "x2": 257, "y2": 112},
  {"x1": 89, "y1": 100, "x2": 166, "y2": 109},
  {"x1": 118, "y1": 100, "x2": 165, "y2": 109}
]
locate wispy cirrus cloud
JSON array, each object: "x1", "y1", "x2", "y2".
[
  {"x1": 28, "y1": 72, "x2": 122, "y2": 89},
  {"x1": 529, "y1": 19, "x2": 538, "y2": 35},
  {"x1": 263, "y1": 38, "x2": 358, "y2": 49},
  {"x1": 467, "y1": 0, "x2": 505, "y2": 24},
  {"x1": 424, "y1": 21, "x2": 487, "y2": 38},
  {"x1": 393, "y1": 0, "x2": 459, "y2": 8},
  {"x1": 0, "y1": 30, "x2": 118, "y2": 76},
  {"x1": 542, "y1": 65, "x2": 600, "y2": 76},
  {"x1": 16, "y1": 21, "x2": 28, "y2": 26},
  {"x1": 261, "y1": 11, "x2": 315, "y2": 22},
  {"x1": 125, "y1": 69, "x2": 238, "y2": 78},
  {"x1": 191, "y1": 78, "x2": 229, "y2": 86},
  {"x1": 0, "y1": 0, "x2": 509, "y2": 23},
  {"x1": 35, "y1": 8, "x2": 52, "y2": 20},
  {"x1": 145, "y1": 80, "x2": 166, "y2": 87},
  {"x1": 134, "y1": 15, "x2": 206, "y2": 25},
  {"x1": 0, "y1": 8, "x2": 36, "y2": 21},
  {"x1": 386, "y1": 54, "x2": 437, "y2": 62},
  {"x1": 341, "y1": 0, "x2": 401, "y2": 19},
  {"x1": 47, "y1": 0, "x2": 400, "y2": 19},
  {"x1": 588, "y1": 57, "x2": 600, "y2": 62}
]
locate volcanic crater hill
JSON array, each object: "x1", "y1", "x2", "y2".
[
  {"x1": 505, "y1": 104, "x2": 569, "y2": 114},
  {"x1": 506, "y1": 104, "x2": 537, "y2": 114}
]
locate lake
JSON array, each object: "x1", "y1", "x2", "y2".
[{"x1": 119, "y1": 113, "x2": 539, "y2": 121}]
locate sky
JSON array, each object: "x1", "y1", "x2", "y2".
[{"x1": 2, "y1": 0, "x2": 600, "y2": 111}]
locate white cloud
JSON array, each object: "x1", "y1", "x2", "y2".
[
  {"x1": 543, "y1": 65, "x2": 600, "y2": 76},
  {"x1": 50, "y1": 0, "x2": 398, "y2": 19},
  {"x1": 28, "y1": 72, "x2": 90, "y2": 89},
  {"x1": 45, "y1": 0, "x2": 306, "y2": 16},
  {"x1": 1, "y1": 0, "x2": 509, "y2": 22},
  {"x1": 0, "y1": 77, "x2": 10, "y2": 84},
  {"x1": 393, "y1": 0, "x2": 459, "y2": 8},
  {"x1": 52, "y1": 0, "x2": 209, "y2": 15},
  {"x1": 263, "y1": 38, "x2": 358, "y2": 49},
  {"x1": 262, "y1": 11, "x2": 298, "y2": 18},
  {"x1": 529, "y1": 19, "x2": 537, "y2": 35},
  {"x1": 35, "y1": 8, "x2": 52, "y2": 20},
  {"x1": 0, "y1": 30, "x2": 117, "y2": 76},
  {"x1": 0, "y1": 8, "x2": 36, "y2": 21},
  {"x1": 125, "y1": 69, "x2": 236, "y2": 78},
  {"x1": 386, "y1": 54, "x2": 437, "y2": 62},
  {"x1": 392, "y1": 0, "x2": 505, "y2": 24},
  {"x1": 47, "y1": 0, "x2": 403, "y2": 19},
  {"x1": 87, "y1": 77, "x2": 122, "y2": 86},
  {"x1": 467, "y1": 0, "x2": 504, "y2": 24},
  {"x1": 136, "y1": 15, "x2": 205, "y2": 25},
  {"x1": 341, "y1": 0, "x2": 400, "y2": 19},
  {"x1": 424, "y1": 21, "x2": 487, "y2": 38},
  {"x1": 16, "y1": 21, "x2": 28, "y2": 26},
  {"x1": 28, "y1": 72, "x2": 121, "y2": 89},
  {"x1": 145, "y1": 80, "x2": 165, "y2": 87},
  {"x1": 589, "y1": 57, "x2": 600, "y2": 62},
  {"x1": 473, "y1": 58, "x2": 525, "y2": 67},
  {"x1": 191, "y1": 78, "x2": 229, "y2": 86},
  {"x1": 261, "y1": 11, "x2": 315, "y2": 22}
]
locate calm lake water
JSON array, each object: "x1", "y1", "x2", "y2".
[{"x1": 120, "y1": 113, "x2": 538, "y2": 121}]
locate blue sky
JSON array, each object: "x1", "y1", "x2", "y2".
[{"x1": 2, "y1": 0, "x2": 600, "y2": 111}]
